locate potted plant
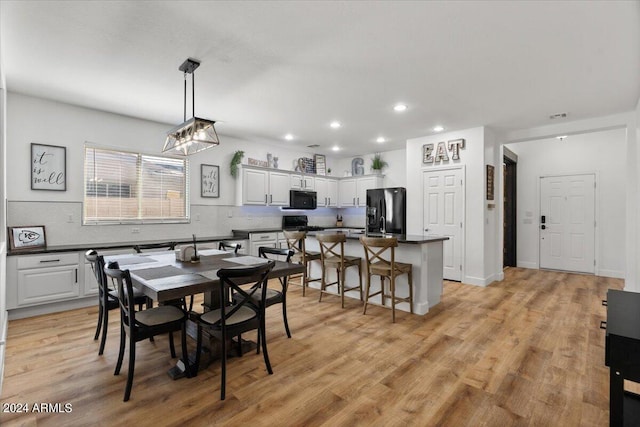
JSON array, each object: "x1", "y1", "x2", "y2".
[
  {"x1": 230, "y1": 150, "x2": 244, "y2": 178},
  {"x1": 371, "y1": 153, "x2": 388, "y2": 174}
]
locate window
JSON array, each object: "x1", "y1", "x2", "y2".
[{"x1": 84, "y1": 145, "x2": 189, "y2": 224}]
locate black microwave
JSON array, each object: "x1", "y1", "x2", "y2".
[{"x1": 289, "y1": 190, "x2": 317, "y2": 209}]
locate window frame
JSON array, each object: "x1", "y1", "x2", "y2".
[{"x1": 83, "y1": 144, "x2": 190, "y2": 225}]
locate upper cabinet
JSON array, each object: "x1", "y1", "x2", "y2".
[
  {"x1": 236, "y1": 165, "x2": 382, "y2": 208},
  {"x1": 315, "y1": 177, "x2": 339, "y2": 207},
  {"x1": 290, "y1": 174, "x2": 314, "y2": 190},
  {"x1": 236, "y1": 167, "x2": 289, "y2": 206},
  {"x1": 339, "y1": 175, "x2": 382, "y2": 207}
]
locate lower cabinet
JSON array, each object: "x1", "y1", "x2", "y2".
[
  {"x1": 11, "y1": 253, "x2": 81, "y2": 308},
  {"x1": 249, "y1": 232, "x2": 278, "y2": 256}
]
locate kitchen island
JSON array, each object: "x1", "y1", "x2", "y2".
[{"x1": 305, "y1": 231, "x2": 449, "y2": 315}]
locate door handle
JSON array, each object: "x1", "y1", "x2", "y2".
[{"x1": 424, "y1": 228, "x2": 429, "y2": 232}]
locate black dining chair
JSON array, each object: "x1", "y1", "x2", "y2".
[
  {"x1": 104, "y1": 261, "x2": 192, "y2": 402},
  {"x1": 133, "y1": 242, "x2": 177, "y2": 254},
  {"x1": 219, "y1": 241, "x2": 242, "y2": 253},
  {"x1": 191, "y1": 260, "x2": 276, "y2": 400},
  {"x1": 85, "y1": 250, "x2": 150, "y2": 355},
  {"x1": 252, "y1": 246, "x2": 294, "y2": 339}
]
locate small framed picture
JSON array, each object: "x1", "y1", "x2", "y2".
[
  {"x1": 486, "y1": 164, "x2": 495, "y2": 201},
  {"x1": 8, "y1": 225, "x2": 47, "y2": 251},
  {"x1": 201, "y1": 164, "x2": 220, "y2": 198},
  {"x1": 31, "y1": 143, "x2": 66, "y2": 191},
  {"x1": 314, "y1": 154, "x2": 326, "y2": 175}
]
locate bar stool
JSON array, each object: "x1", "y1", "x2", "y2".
[
  {"x1": 283, "y1": 230, "x2": 321, "y2": 296},
  {"x1": 360, "y1": 235, "x2": 414, "y2": 323},
  {"x1": 316, "y1": 233, "x2": 363, "y2": 308}
]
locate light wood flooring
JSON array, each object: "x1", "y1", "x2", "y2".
[{"x1": 0, "y1": 268, "x2": 621, "y2": 426}]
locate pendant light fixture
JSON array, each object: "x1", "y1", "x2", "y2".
[{"x1": 163, "y1": 58, "x2": 220, "y2": 155}]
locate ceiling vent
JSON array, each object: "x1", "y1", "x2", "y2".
[{"x1": 549, "y1": 112, "x2": 568, "y2": 120}]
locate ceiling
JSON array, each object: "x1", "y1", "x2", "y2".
[{"x1": 1, "y1": 1, "x2": 638, "y2": 156}]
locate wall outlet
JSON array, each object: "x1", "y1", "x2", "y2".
[
  {"x1": 195, "y1": 213, "x2": 200, "y2": 221},
  {"x1": 131, "y1": 228, "x2": 140, "y2": 234},
  {"x1": 227, "y1": 210, "x2": 233, "y2": 218},
  {"x1": 67, "y1": 214, "x2": 73, "y2": 223}
]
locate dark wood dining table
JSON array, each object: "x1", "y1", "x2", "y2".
[{"x1": 105, "y1": 249, "x2": 305, "y2": 378}]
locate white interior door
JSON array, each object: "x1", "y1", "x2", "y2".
[
  {"x1": 423, "y1": 168, "x2": 463, "y2": 281},
  {"x1": 539, "y1": 174, "x2": 595, "y2": 273}
]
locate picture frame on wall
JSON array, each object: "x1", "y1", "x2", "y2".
[
  {"x1": 8, "y1": 225, "x2": 47, "y2": 251},
  {"x1": 201, "y1": 164, "x2": 220, "y2": 198},
  {"x1": 31, "y1": 143, "x2": 67, "y2": 191},
  {"x1": 314, "y1": 154, "x2": 326, "y2": 175},
  {"x1": 486, "y1": 164, "x2": 495, "y2": 201}
]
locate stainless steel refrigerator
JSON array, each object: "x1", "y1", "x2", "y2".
[{"x1": 366, "y1": 187, "x2": 407, "y2": 234}]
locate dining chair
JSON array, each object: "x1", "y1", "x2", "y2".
[
  {"x1": 360, "y1": 235, "x2": 414, "y2": 323},
  {"x1": 85, "y1": 250, "x2": 150, "y2": 355},
  {"x1": 252, "y1": 246, "x2": 294, "y2": 338},
  {"x1": 218, "y1": 241, "x2": 242, "y2": 253},
  {"x1": 191, "y1": 260, "x2": 276, "y2": 400},
  {"x1": 316, "y1": 233, "x2": 363, "y2": 308},
  {"x1": 133, "y1": 241, "x2": 177, "y2": 254},
  {"x1": 103, "y1": 261, "x2": 192, "y2": 402},
  {"x1": 282, "y1": 230, "x2": 321, "y2": 296}
]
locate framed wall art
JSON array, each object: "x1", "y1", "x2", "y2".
[
  {"x1": 8, "y1": 225, "x2": 47, "y2": 251},
  {"x1": 201, "y1": 164, "x2": 220, "y2": 198},
  {"x1": 31, "y1": 143, "x2": 66, "y2": 191},
  {"x1": 486, "y1": 164, "x2": 495, "y2": 201}
]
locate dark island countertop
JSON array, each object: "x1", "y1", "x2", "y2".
[
  {"x1": 7, "y1": 235, "x2": 236, "y2": 256},
  {"x1": 307, "y1": 230, "x2": 449, "y2": 244},
  {"x1": 232, "y1": 226, "x2": 364, "y2": 240}
]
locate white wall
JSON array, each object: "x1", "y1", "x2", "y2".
[
  {"x1": 407, "y1": 127, "x2": 492, "y2": 286},
  {"x1": 505, "y1": 128, "x2": 627, "y2": 277},
  {"x1": 5, "y1": 92, "x2": 342, "y2": 245},
  {"x1": 0, "y1": 47, "x2": 6, "y2": 393}
]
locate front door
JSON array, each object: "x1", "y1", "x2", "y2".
[
  {"x1": 539, "y1": 174, "x2": 595, "y2": 273},
  {"x1": 423, "y1": 168, "x2": 463, "y2": 281}
]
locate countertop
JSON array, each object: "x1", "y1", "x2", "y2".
[
  {"x1": 308, "y1": 230, "x2": 449, "y2": 244},
  {"x1": 7, "y1": 235, "x2": 236, "y2": 256},
  {"x1": 232, "y1": 226, "x2": 364, "y2": 239}
]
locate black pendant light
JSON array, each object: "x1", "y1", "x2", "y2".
[{"x1": 163, "y1": 58, "x2": 220, "y2": 155}]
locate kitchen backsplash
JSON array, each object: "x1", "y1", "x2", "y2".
[{"x1": 7, "y1": 201, "x2": 366, "y2": 246}]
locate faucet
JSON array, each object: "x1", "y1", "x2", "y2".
[{"x1": 380, "y1": 215, "x2": 386, "y2": 234}]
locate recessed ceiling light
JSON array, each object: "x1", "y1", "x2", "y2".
[
  {"x1": 393, "y1": 104, "x2": 408, "y2": 112},
  {"x1": 556, "y1": 135, "x2": 568, "y2": 141},
  {"x1": 284, "y1": 134, "x2": 294, "y2": 141},
  {"x1": 376, "y1": 137, "x2": 386, "y2": 143},
  {"x1": 332, "y1": 145, "x2": 340, "y2": 151},
  {"x1": 433, "y1": 125, "x2": 444, "y2": 132},
  {"x1": 330, "y1": 121, "x2": 341, "y2": 129}
]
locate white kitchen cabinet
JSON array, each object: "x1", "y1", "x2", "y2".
[
  {"x1": 249, "y1": 232, "x2": 278, "y2": 256},
  {"x1": 290, "y1": 174, "x2": 314, "y2": 190},
  {"x1": 316, "y1": 177, "x2": 339, "y2": 207},
  {"x1": 339, "y1": 175, "x2": 383, "y2": 207},
  {"x1": 238, "y1": 167, "x2": 289, "y2": 206},
  {"x1": 12, "y1": 253, "x2": 80, "y2": 308}
]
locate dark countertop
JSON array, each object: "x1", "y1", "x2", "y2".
[
  {"x1": 232, "y1": 226, "x2": 364, "y2": 239},
  {"x1": 308, "y1": 230, "x2": 449, "y2": 244},
  {"x1": 7, "y1": 235, "x2": 236, "y2": 256}
]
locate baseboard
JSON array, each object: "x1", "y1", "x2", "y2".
[
  {"x1": 597, "y1": 269, "x2": 625, "y2": 279},
  {"x1": 517, "y1": 261, "x2": 538, "y2": 269},
  {"x1": 8, "y1": 297, "x2": 97, "y2": 320},
  {"x1": 462, "y1": 275, "x2": 489, "y2": 287}
]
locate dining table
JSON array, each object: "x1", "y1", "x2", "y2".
[{"x1": 105, "y1": 248, "x2": 305, "y2": 378}]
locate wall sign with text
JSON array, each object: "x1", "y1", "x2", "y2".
[
  {"x1": 31, "y1": 143, "x2": 66, "y2": 191},
  {"x1": 423, "y1": 139, "x2": 465, "y2": 164}
]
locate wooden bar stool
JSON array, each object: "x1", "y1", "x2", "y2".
[
  {"x1": 316, "y1": 233, "x2": 363, "y2": 308},
  {"x1": 283, "y1": 230, "x2": 321, "y2": 296},
  {"x1": 360, "y1": 235, "x2": 414, "y2": 323}
]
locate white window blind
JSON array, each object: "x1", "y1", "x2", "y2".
[{"x1": 84, "y1": 146, "x2": 189, "y2": 224}]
